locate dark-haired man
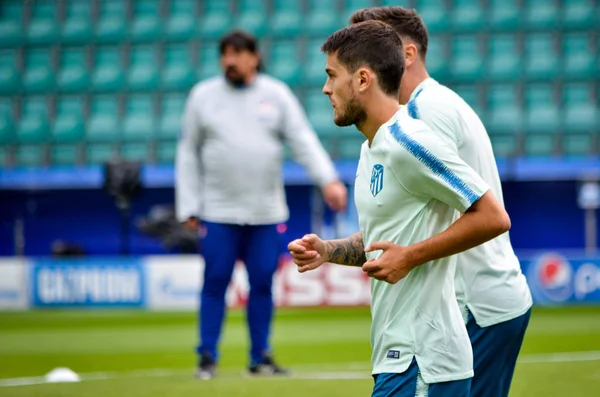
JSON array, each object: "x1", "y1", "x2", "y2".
[{"x1": 288, "y1": 20, "x2": 511, "y2": 396}]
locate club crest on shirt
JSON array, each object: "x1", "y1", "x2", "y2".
[{"x1": 370, "y1": 164, "x2": 384, "y2": 197}]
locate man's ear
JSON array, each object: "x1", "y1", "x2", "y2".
[
  {"x1": 404, "y1": 43, "x2": 419, "y2": 67},
  {"x1": 356, "y1": 67, "x2": 372, "y2": 93}
]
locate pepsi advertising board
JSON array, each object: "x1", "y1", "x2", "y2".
[{"x1": 523, "y1": 252, "x2": 600, "y2": 305}]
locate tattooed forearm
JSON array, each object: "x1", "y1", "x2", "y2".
[{"x1": 324, "y1": 232, "x2": 367, "y2": 267}]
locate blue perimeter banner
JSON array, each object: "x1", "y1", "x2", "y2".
[{"x1": 30, "y1": 258, "x2": 145, "y2": 307}]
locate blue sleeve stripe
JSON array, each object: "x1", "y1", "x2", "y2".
[
  {"x1": 407, "y1": 88, "x2": 423, "y2": 119},
  {"x1": 388, "y1": 122, "x2": 482, "y2": 205}
]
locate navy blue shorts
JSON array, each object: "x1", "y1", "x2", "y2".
[
  {"x1": 466, "y1": 308, "x2": 532, "y2": 397},
  {"x1": 372, "y1": 358, "x2": 471, "y2": 397}
]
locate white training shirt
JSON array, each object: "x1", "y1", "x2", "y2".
[
  {"x1": 355, "y1": 107, "x2": 489, "y2": 383},
  {"x1": 407, "y1": 78, "x2": 533, "y2": 327}
]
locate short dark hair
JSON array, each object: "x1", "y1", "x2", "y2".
[
  {"x1": 219, "y1": 30, "x2": 258, "y2": 54},
  {"x1": 321, "y1": 20, "x2": 405, "y2": 97},
  {"x1": 350, "y1": 7, "x2": 429, "y2": 60}
]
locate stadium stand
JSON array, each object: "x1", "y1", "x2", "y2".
[{"x1": 0, "y1": 0, "x2": 598, "y2": 167}]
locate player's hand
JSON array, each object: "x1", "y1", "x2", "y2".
[
  {"x1": 362, "y1": 241, "x2": 417, "y2": 284},
  {"x1": 323, "y1": 181, "x2": 348, "y2": 212},
  {"x1": 287, "y1": 234, "x2": 328, "y2": 273},
  {"x1": 183, "y1": 217, "x2": 200, "y2": 232}
]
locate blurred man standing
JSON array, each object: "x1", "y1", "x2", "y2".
[{"x1": 176, "y1": 30, "x2": 347, "y2": 379}]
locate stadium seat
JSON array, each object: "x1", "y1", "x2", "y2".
[
  {"x1": 561, "y1": 0, "x2": 595, "y2": 30},
  {"x1": 269, "y1": 41, "x2": 302, "y2": 86},
  {"x1": 123, "y1": 95, "x2": 156, "y2": 142},
  {"x1": 486, "y1": 84, "x2": 523, "y2": 135},
  {"x1": 51, "y1": 145, "x2": 80, "y2": 165},
  {"x1": 269, "y1": 0, "x2": 303, "y2": 37},
  {"x1": 52, "y1": 97, "x2": 85, "y2": 143},
  {"x1": 338, "y1": 135, "x2": 365, "y2": 160},
  {"x1": 61, "y1": 1, "x2": 93, "y2": 44},
  {"x1": 414, "y1": 0, "x2": 449, "y2": 33},
  {"x1": 426, "y1": 35, "x2": 449, "y2": 82},
  {"x1": 523, "y1": 134, "x2": 555, "y2": 157},
  {"x1": 453, "y1": 85, "x2": 483, "y2": 117},
  {"x1": 87, "y1": 96, "x2": 120, "y2": 142},
  {"x1": 95, "y1": 1, "x2": 127, "y2": 43},
  {"x1": 305, "y1": 0, "x2": 341, "y2": 37},
  {"x1": 235, "y1": 0, "x2": 268, "y2": 37},
  {"x1": 18, "y1": 97, "x2": 49, "y2": 144},
  {"x1": 524, "y1": 84, "x2": 560, "y2": 134},
  {"x1": 562, "y1": 34, "x2": 595, "y2": 79},
  {"x1": 157, "y1": 141, "x2": 176, "y2": 164},
  {"x1": 130, "y1": 0, "x2": 162, "y2": 43},
  {"x1": 0, "y1": 49, "x2": 20, "y2": 94},
  {"x1": 490, "y1": 135, "x2": 518, "y2": 158},
  {"x1": 92, "y1": 46, "x2": 124, "y2": 92},
  {"x1": 523, "y1": 0, "x2": 558, "y2": 30},
  {"x1": 451, "y1": 0, "x2": 485, "y2": 32},
  {"x1": 0, "y1": 146, "x2": 9, "y2": 166},
  {"x1": 489, "y1": 0, "x2": 520, "y2": 31},
  {"x1": 158, "y1": 93, "x2": 186, "y2": 140},
  {"x1": 562, "y1": 134, "x2": 594, "y2": 156},
  {"x1": 57, "y1": 47, "x2": 89, "y2": 93},
  {"x1": 487, "y1": 35, "x2": 521, "y2": 81},
  {"x1": 23, "y1": 47, "x2": 55, "y2": 93},
  {"x1": 0, "y1": 0, "x2": 23, "y2": 47},
  {"x1": 199, "y1": 0, "x2": 232, "y2": 40},
  {"x1": 164, "y1": 0, "x2": 196, "y2": 41},
  {"x1": 127, "y1": 46, "x2": 159, "y2": 91},
  {"x1": 303, "y1": 38, "x2": 328, "y2": 86},
  {"x1": 162, "y1": 45, "x2": 195, "y2": 90},
  {"x1": 27, "y1": 0, "x2": 59, "y2": 45},
  {"x1": 16, "y1": 145, "x2": 45, "y2": 166},
  {"x1": 562, "y1": 83, "x2": 598, "y2": 134},
  {"x1": 304, "y1": 89, "x2": 337, "y2": 138},
  {"x1": 524, "y1": 34, "x2": 558, "y2": 80},
  {"x1": 198, "y1": 42, "x2": 220, "y2": 81},
  {"x1": 86, "y1": 144, "x2": 117, "y2": 165},
  {"x1": 121, "y1": 142, "x2": 151, "y2": 162},
  {"x1": 0, "y1": 99, "x2": 15, "y2": 144},
  {"x1": 341, "y1": 0, "x2": 373, "y2": 26},
  {"x1": 450, "y1": 36, "x2": 484, "y2": 81}
]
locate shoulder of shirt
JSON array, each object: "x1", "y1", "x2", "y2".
[
  {"x1": 412, "y1": 83, "x2": 471, "y2": 115},
  {"x1": 381, "y1": 109, "x2": 447, "y2": 159},
  {"x1": 188, "y1": 76, "x2": 225, "y2": 98},
  {"x1": 255, "y1": 74, "x2": 295, "y2": 95}
]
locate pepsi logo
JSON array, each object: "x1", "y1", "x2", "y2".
[{"x1": 528, "y1": 253, "x2": 573, "y2": 303}]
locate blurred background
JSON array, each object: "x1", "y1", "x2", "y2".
[{"x1": 0, "y1": 1, "x2": 599, "y2": 396}]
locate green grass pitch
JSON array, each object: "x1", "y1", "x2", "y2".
[{"x1": 1, "y1": 306, "x2": 600, "y2": 396}]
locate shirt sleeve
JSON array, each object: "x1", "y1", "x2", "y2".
[
  {"x1": 385, "y1": 122, "x2": 489, "y2": 213},
  {"x1": 278, "y1": 84, "x2": 339, "y2": 188},
  {"x1": 407, "y1": 91, "x2": 462, "y2": 146}
]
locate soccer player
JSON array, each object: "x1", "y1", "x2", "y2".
[
  {"x1": 176, "y1": 30, "x2": 348, "y2": 379},
  {"x1": 349, "y1": 7, "x2": 533, "y2": 397},
  {"x1": 288, "y1": 20, "x2": 511, "y2": 396}
]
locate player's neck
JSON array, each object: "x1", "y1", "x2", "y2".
[
  {"x1": 358, "y1": 96, "x2": 401, "y2": 146},
  {"x1": 398, "y1": 66, "x2": 430, "y2": 105}
]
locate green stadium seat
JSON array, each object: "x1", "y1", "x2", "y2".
[
  {"x1": 304, "y1": 89, "x2": 337, "y2": 138},
  {"x1": 0, "y1": 99, "x2": 15, "y2": 144},
  {"x1": 426, "y1": 35, "x2": 449, "y2": 82},
  {"x1": 523, "y1": 134, "x2": 555, "y2": 157},
  {"x1": 159, "y1": 93, "x2": 186, "y2": 140},
  {"x1": 0, "y1": 146, "x2": 10, "y2": 166},
  {"x1": 58, "y1": 47, "x2": 89, "y2": 93},
  {"x1": 51, "y1": 145, "x2": 79, "y2": 165},
  {"x1": 86, "y1": 144, "x2": 117, "y2": 165},
  {"x1": 88, "y1": 96, "x2": 120, "y2": 142},
  {"x1": 127, "y1": 46, "x2": 159, "y2": 91},
  {"x1": 157, "y1": 141, "x2": 176, "y2": 164},
  {"x1": 303, "y1": 39, "x2": 328, "y2": 86},
  {"x1": 486, "y1": 84, "x2": 523, "y2": 135},
  {"x1": 18, "y1": 97, "x2": 49, "y2": 144},
  {"x1": 487, "y1": 35, "x2": 521, "y2": 81},
  {"x1": 165, "y1": 0, "x2": 196, "y2": 41},
  {"x1": 92, "y1": 46, "x2": 124, "y2": 92},
  {"x1": 562, "y1": 34, "x2": 595, "y2": 79},
  {"x1": 27, "y1": 0, "x2": 59, "y2": 45},
  {"x1": 123, "y1": 95, "x2": 156, "y2": 141},
  {"x1": 16, "y1": 145, "x2": 45, "y2": 167},
  {"x1": 489, "y1": 0, "x2": 520, "y2": 31},
  {"x1": 450, "y1": 36, "x2": 484, "y2": 81},
  {"x1": 52, "y1": 97, "x2": 85, "y2": 143},
  {"x1": 561, "y1": 0, "x2": 595, "y2": 30},
  {"x1": 451, "y1": 0, "x2": 485, "y2": 32},
  {"x1": 524, "y1": 84, "x2": 560, "y2": 134},
  {"x1": 270, "y1": 0, "x2": 303, "y2": 37},
  {"x1": 562, "y1": 134, "x2": 593, "y2": 156},
  {"x1": 0, "y1": 0, "x2": 23, "y2": 47},
  {"x1": 414, "y1": 0, "x2": 448, "y2": 33},
  {"x1": 235, "y1": 0, "x2": 268, "y2": 37},
  {"x1": 121, "y1": 142, "x2": 151, "y2": 162},
  {"x1": 341, "y1": 0, "x2": 373, "y2": 26},
  {"x1": 23, "y1": 47, "x2": 55, "y2": 93},
  {"x1": 0, "y1": 49, "x2": 20, "y2": 94},
  {"x1": 562, "y1": 83, "x2": 598, "y2": 134},
  {"x1": 95, "y1": 1, "x2": 127, "y2": 43},
  {"x1": 490, "y1": 135, "x2": 518, "y2": 158},
  {"x1": 338, "y1": 136, "x2": 365, "y2": 160},
  {"x1": 269, "y1": 41, "x2": 302, "y2": 86},
  {"x1": 282, "y1": 144, "x2": 293, "y2": 161},
  {"x1": 130, "y1": 0, "x2": 162, "y2": 43},
  {"x1": 162, "y1": 45, "x2": 195, "y2": 90},
  {"x1": 524, "y1": 34, "x2": 558, "y2": 80},
  {"x1": 306, "y1": 0, "x2": 341, "y2": 37},
  {"x1": 453, "y1": 85, "x2": 483, "y2": 117},
  {"x1": 198, "y1": 42, "x2": 220, "y2": 81},
  {"x1": 199, "y1": 0, "x2": 232, "y2": 40},
  {"x1": 61, "y1": 1, "x2": 93, "y2": 44},
  {"x1": 524, "y1": 0, "x2": 558, "y2": 30}
]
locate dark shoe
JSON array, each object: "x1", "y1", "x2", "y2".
[
  {"x1": 248, "y1": 352, "x2": 290, "y2": 376},
  {"x1": 196, "y1": 353, "x2": 216, "y2": 380}
]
